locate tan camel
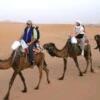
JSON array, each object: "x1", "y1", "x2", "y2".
[
  {"x1": 1, "y1": 47, "x2": 50, "y2": 100},
  {"x1": 43, "y1": 38, "x2": 94, "y2": 80}
]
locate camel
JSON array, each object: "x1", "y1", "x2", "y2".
[
  {"x1": 94, "y1": 34, "x2": 100, "y2": 51},
  {"x1": 1, "y1": 46, "x2": 50, "y2": 100},
  {"x1": 43, "y1": 38, "x2": 94, "y2": 80}
]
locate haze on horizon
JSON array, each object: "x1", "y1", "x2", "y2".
[{"x1": 0, "y1": 0, "x2": 100, "y2": 24}]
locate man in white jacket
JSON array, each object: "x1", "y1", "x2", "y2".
[{"x1": 74, "y1": 21, "x2": 85, "y2": 56}]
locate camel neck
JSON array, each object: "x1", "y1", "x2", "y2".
[
  {"x1": 0, "y1": 53, "x2": 13, "y2": 70},
  {"x1": 53, "y1": 46, "x2": 68, "y2": 57}
]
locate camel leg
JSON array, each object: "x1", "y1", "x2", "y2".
[
  {"x1": 59, "y1": 58, "x2": 67, "y2": 80},
  {"x1": 73, "y1": 57, "x2": 83, "y2": 76},
  {"x1": 83, "y1": 56, "x2": 89, "y2": 74},
  {"x1": 43, "y1": 66, "x2": 50, "y2": 84},
  {"x1": 19, "y1": 72, "x2": 27, "y2": 93},
  {"x1": 44, "y1": 60, "x2": 47, "y2": 67},
  {"x1": 90, "y1": 57, "x2": 94, "y2": 73},
  {"x1": 34, "y1": 67, "x2": 43, "y2": 90},
  {"x1": 4, "y1": 72, "x2": 17, "y2": 100}
]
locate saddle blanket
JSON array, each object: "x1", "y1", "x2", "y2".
[
  {"x1": 11, "y1": 39, "x2": 28, "y2": 50},
  {"x1": 71, "y1": 36, "x2": 78, "y2": 44}
]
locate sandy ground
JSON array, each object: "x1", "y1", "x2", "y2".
[{"x1": 0, "y1": 22, "x2": 100, "y2": 100}]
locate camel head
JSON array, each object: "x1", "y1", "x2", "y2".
[
  {"x1": 43, "y1": 43, "x2": 56, "y2": 57},
  {"x1": 94, "y1": 34, "x2": 100, "y2": 52}
]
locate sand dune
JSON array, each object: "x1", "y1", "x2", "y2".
[{"x1": 0, "y1": 22, "x2": 100, "y2": 100}]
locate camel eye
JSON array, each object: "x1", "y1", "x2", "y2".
[
  {"x1": 48, "y1": 46, "x2": 53, "y2": 50},
  {"x1": 49, "y1": 47, "x2": 51, "y2": 49}
]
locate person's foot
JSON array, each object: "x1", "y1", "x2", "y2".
[{"x1": 30, "y1": 61, "x2": 35, "y2": 68}]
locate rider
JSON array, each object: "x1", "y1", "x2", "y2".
[
  {"x1": 32, "y1": 25, "x2": 42, "y2": 53},
  {"x1": 20, "y1": 20, "x2": 40, "y2": 65},
  {"x1": 74, "y1": 21, "x2": 85, "y2": 56}
]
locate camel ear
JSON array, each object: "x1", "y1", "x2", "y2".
[{"x1": 50, "y1": 43, "x2": 55, "y2": 46}]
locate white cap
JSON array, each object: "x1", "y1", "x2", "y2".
[
  {"x1": 26, "y1": 20, "x2": 32, "y2": 25},
  {"x1": 76, "y1": 20, "x2": 82, "y2": 25}
]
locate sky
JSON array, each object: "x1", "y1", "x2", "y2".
[{"x1": 0, "y1": 0, "x2": 100, "y2": 24}]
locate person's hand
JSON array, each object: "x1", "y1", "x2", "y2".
[{"x1": 27, "y1": 43, "x2": 31, "y2": 46}]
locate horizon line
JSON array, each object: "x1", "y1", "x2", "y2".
[{"x1": 0, "y1": 20, "x2": 100, "y2": 25}]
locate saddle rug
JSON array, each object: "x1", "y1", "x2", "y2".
[
  {"x1": 71, "y1": 36, "x2": 78, "y2": 44},
  {"x1": 71, "y1": 36, "x2": 89, "y2": 45},
  {"x1": 11, "y1": 39, "x2": 43, "y2": 54},
  {"x1": 11, "y1": 39, "x2": 28, "y2": 50}
]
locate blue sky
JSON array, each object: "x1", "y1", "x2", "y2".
[{"x1": 0, "y1": 0, "x2": 100, "y2": 24}]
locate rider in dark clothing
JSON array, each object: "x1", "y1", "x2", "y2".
[
  {"x1": 23, "y1": 24, "x2": 33, "y2": 44},
  {"x1": 21, "y1": 20, "x2": 40, "y2": 65}
]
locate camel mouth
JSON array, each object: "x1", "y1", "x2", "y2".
[
  {"x1": 43, "y1": 43, "x2": 56, "y2": 57},
  {"x1": 43, "y1": 44, "x2": 48, "y2": 50}
]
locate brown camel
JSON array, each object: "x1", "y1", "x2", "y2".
[
  {"x1": 43, "y1": 38, "x2": 94, "y2": 80},
  {"x1": 1, "y1": 46, "x2": 50, "y2": 100},
  {"x1": 94, "y1": 34, "x2": 100, "y2": 51}
]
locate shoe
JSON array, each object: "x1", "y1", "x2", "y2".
[{"x1": 30, "y1": 61, "x2": 35, "y2": 68}]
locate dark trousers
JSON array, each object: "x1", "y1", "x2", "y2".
[
  {"x1": 28, "y1": 42, "x2": 35, "y2": 63},
  {"x1": 76, "y1": 34, "x2": 84, "y2": 39}
]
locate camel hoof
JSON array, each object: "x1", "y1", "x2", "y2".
[
  {"x1": 34, "y1": 86, "x2": 39, "y2": 90},
  {"x1": 79, "y1": 73, "x2": 83, "y2": 76},
  {"x1": 48, "y1": 80, "x2": 50, "y2": 84},
  {"x1": 58, "y1": 77, "x2": 64, "y2": 80},
  {"x1": 91, "y1": 69, "x2": 95, "y2": 73},
  {"x1": 4, "y1": 96, "x2": 9, "y2": 100},
  {"x1": 83, "y1": 71, "x2": 87, "y2": 74},
  {"x1": 22, "y1": 89, "x2": 27, "y2": 93}
]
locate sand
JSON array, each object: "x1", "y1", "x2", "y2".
[{"x1": 0, "y1": 22, "x2": 100, "y2": 100}]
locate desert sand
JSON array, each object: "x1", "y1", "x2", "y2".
[{"x1": 0, "y1": 22, "x2": 100, "y2": 100}]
